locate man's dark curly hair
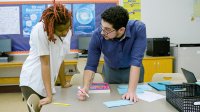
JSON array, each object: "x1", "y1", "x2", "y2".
[{"x1": 101, "y1": 6, "x2": 129, "y2": 30}]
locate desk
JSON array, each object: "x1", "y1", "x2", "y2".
[
  {"x1": 0, "y1": 59, "x2": 78, "y2": 86},
  {"x1": 0, "y1": 58, "x2": 103, "y2": 85},
  {"x1": 0, "y1": 60, "x2": 78, "y2": 68},
  {"x1": 41, "y1": 85, "x2": 178, "y2": 112},
  {"x1": 0, "y1": 56, "x2": 173, "y2": 84},
  {"x1": 0, "y1": 61, "x2": 25, "y2": 84},
  {"x1": 74, "y1": 56, "x2": 173, "y2": 82},
  {"x1": 0, "y1": 62, "x2": 22, "y2": 67}
]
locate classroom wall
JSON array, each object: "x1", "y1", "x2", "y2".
[
  {"x1": 2, "y1": 0, "x2": 200, "y2": 46},
  {"x1": 0, "y1": 0, "x2": 118, "y2": 4},
  {"x1": 0, "y1": 0, "x2": 117, "y2": 51},
  {"x1": 121, "y1": 0, "x2": 200, "y2": 44},
  {"x1": 141, "y1": 0, "x2": 200, "y2": 44}
]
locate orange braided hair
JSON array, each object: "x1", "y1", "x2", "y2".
[{"x1": 40, "y1": 0, "x2": 72, "y2": 43}]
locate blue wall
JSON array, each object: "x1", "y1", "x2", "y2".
[{"x1": 0, "y1": 3, "x2": 116, "y2": 51}]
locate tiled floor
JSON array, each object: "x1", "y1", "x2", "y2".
[{"x1": 0, "y1": 93, "x2": 27, "y2": 112}]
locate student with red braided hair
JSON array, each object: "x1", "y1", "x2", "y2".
[{"x1": 20, "y1": 1, "x2": 72, "y2": 110}]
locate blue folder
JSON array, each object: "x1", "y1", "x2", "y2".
[
  {"x1": 117, "y1": 85, "x2": 152, "y2": 95},
  {"x1": 148, "y1": 81, "x2": 171, "y2": 91},
  {"x1": 195, "y1": 81, "x2": 200, "y2": 86},
  {"x1": 117, "y1": 88, "x2": 144, "y2": 95}
]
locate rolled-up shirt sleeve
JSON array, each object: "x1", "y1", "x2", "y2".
[
  {"x1": 130, "y1": 22, "x2": 147, "y2": 67},
  {"x1": 84, "y1": 31, "x2": 101, "y2": 72}
]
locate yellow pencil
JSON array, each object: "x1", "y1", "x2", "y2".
[{"x1": 53, "y1": 102, "x2": 71, "y2": 106}]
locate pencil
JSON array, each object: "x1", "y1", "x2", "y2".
[{"x1": 78, "y1": 86, "x2": 90, "y2": 97}]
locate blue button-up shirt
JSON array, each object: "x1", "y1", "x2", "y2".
[{"x1": 85, "y1": 20, "x2": 147, "y2": 72}]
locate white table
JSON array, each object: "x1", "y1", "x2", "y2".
[{"x1": 41, "y1": 84, "x2": 178, "y2": 112}]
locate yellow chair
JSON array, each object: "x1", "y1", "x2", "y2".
[
  {"x1": 27, "y1": 94, "x2": 40, "y2": 112},
  {"x1": 152, "y1": 73, "x2": 187, "y2": 83},
  {"x1": 70, "y1": 73, "x2": 104, "y2": 85}
]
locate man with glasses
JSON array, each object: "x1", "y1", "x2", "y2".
[{"x1": 77, "y1": 6, "x2": 146, "y2": 102}]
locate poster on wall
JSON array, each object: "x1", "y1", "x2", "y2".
[
  {"x1": 0, "y1": 6, "x2": 20, "y2": 35},
  {"x1": 73, "y1": 4, "x2": 95, "y2": 34},
  {"x1": 123, "y1": 0, "x2": 141, "y2": 20},
  {"x1": 193, "y1": 0, "x2": 200, "y2": 17},
  {"x1": 0, "y1": 3, "x2": 115, "y2": 51},
  {"x1": 22, "y1": 4, "x2": 46, "y2": 38}
]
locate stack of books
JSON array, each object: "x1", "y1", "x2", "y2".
[{"x1": 89, "y1": 82, "x2": 110, "y2": 93}]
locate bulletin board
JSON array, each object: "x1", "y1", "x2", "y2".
[{"x1": 0, "y1": 0, "x2": 117, "y2": 51}]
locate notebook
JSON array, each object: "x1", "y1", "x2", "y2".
[
  {"x1": 89, "y1": 82, "x2": 110, "y2": 93},
  {"x1": 181, "y1": 68, "x2": 197, "y2": 83},
  {"x1": 103, "y1": 100, "x2": 133, "y2": 108},
  {"x1": 148, "y1": 81, "x2": 171, "y2": 91}
]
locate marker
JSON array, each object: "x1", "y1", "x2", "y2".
[{"x1": 78, "y1": 86, "x2": 89, "y2": 98}]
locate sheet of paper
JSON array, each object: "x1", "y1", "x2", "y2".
[
  {"x1": 0, "y1": 6, "x2": 20, "y2": 34},
  {"x1": 137, "y1": 91, "x2": 165, "y2": 102},
  {"x1": 103, "y1": 100, "x2": 134, "y2": 108}
]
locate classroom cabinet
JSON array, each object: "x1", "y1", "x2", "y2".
[
  {"x1": 142, "y1": 56, "x2": 174, "y2": 82},
  {"x1": 0, "y1": 56, "x2": 173, "y2": 84}
]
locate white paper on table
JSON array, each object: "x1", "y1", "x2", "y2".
[{"x1": 137, "y1": 91, "x2": 165, "y2": 102}]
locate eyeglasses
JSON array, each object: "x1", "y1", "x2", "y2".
[{"x1": 100, "y1": 25, "x2": 116, "y2": 35}]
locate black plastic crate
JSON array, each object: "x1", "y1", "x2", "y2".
[{"x1": 166, "y1": 84, "x2": 200, "y2": 112}]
